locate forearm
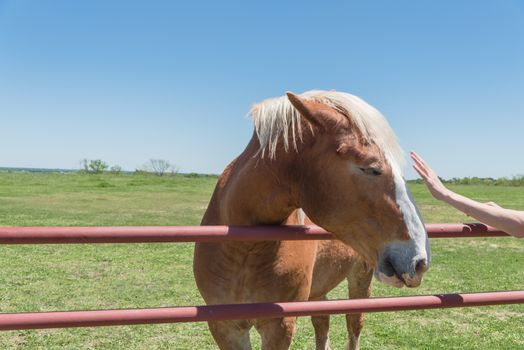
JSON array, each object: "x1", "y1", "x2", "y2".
[{"x1": 441, "y1": 190, "x2": 524, "y2": 238}]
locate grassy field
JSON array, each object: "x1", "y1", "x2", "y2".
[{"x1": 0, "y1": 172, "x2": 522, "y2": 349}]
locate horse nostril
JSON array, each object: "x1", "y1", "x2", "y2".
[
  {"x1": 415, "y1": 258, "x2": 428, "y2": 274},
  {"x1": 382, "y1": 257, "x2": 396, "y2": 276},
  {"x1": 382, "y1": 256, "x2": 406, "y2": 282}
]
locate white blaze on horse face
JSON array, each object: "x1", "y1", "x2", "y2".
[
  {"x1": 374, "y1": 158, "x2": 430, "y2": 288},
  {"x1": 392, "y1": 166, "x2": 430, "y2": 266}
]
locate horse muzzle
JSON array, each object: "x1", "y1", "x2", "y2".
[{"x1": 375, "y1": 253, "x2": 428, "y2": 288}]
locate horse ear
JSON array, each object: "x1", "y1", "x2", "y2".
[{"x1": 286, "y1": 92, "x2": 342, "y2": 130}]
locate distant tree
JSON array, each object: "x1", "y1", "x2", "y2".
[
  {"x1": 142, "y1": 159, "x2": 176, "y2": 176},
  {"x1": 84, "y1": 159, "x2": 108, "y2": 174},
  {"x1": 109, "y1": 165, "x2": 123, "y2": 175},
  {"x1": 133, "y1": 169, "x2": 148, "y2": 176}
]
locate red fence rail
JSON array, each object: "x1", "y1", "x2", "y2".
[
  {"x1": 0, "y1": 223, "x2": 509, "y2": 244},
  {"x1": 0, "y1": 223, "x2": 520, "y2": 332},
  {"x1": 1, "y1": 291, "x2": 522, "y2": 331}
]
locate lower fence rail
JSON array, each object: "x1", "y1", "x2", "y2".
[{"x1": 1, "y1": 291, "x2": 523, "y2": 331}]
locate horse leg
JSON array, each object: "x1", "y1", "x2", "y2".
[
  {"x1": 345, "y1": 261, "x2": 373, "y2": 350},
  {"x1": 255, "y1": 317, "x2": 296, "y2": 350},
  {"x1": 311, "y1": 295, "x2": 331, "y2": 350},
  {"x1": 208, "y1": 320, "x2": 252, "y2": 350}
]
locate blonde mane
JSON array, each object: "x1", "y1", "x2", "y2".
[{"x1": 249, "y1": 90, "x2": 406, "y2": 174}]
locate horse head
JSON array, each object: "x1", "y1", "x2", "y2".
[{"x1": 284, "y1": 91, "x2": 430, "y2": 288}]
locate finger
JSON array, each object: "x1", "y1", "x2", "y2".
[
  {"x1": 411, "y1": 152, "x2": 436, "y2": 179},
  {"x1": 416, "y1": 154, "x2": 429, "y2": 168},
  {"x1": 412, "y1": 157, "x2": 428, "y2": 174},
  {"x1": 411, "y1": 151, "x2": 430, "y2": 168},
  {"x1": 411, "y1": 154, "x2": 430, "y2": 172},
  {"x1": 410, "y1": 151, "x2": 424, "y2": 163},
  {"x1": 412, "y1": 165, "x2": 422, "y2": 178},
  {"x1": 410, "y1": 151, "x2": 421, "y2": 163},
  {"x1": 413, "y1": 164, "x2": 429, "y2": 179}
]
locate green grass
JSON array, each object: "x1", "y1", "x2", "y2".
[{"x1": 0, "y1": 173, "x2": 522, "y2": 349}]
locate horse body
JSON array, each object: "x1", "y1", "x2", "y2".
[
  {"x1": 196, "y1": 138, "x2": 318, "y2": 349},
  {"x1": 194, "y1": 90, "x2": 430, "y2": 349}
]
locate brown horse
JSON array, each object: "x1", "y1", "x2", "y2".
[
  {"x1": 286, "y1": 209, "x2": 373, "y2": 350},
  {"x1": 194, "y1": 90, "x2": 430, "y2": 349}
]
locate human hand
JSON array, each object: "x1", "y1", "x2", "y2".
[{"x1": 410, "y1": 151, "x2": 450, "y2": 201}]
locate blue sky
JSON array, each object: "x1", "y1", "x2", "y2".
[{"x1": 0, "y1": 1, "x2": 523, "y2": 179}]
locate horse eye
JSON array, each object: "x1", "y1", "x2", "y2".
[{"x1": 359, "y1": 167, "x2": 382, "y2": 176}]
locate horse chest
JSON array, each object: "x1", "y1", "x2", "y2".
[{"x1": 195, "y1": 241, "x2": 317, "y2": 303}]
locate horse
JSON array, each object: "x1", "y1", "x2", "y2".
[
  {"x1": 194, "y1": 90, "x2": 430, "y2": 350},
  {"x1": 285, "y1": 209, "x2": 372, "y2": 350}
]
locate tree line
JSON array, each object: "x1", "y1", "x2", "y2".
[
  {"x1": 409, "y1": 175, "x2": 524, "y2": 187},
  {"x1": 80, "y1": 159, "x2": 178, "y2": 176}
]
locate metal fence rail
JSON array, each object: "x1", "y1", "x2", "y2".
[
  {"x1": 0, "y1": 223, "x2": 509, "y2": 244},
  {"x1": 0, "y1": 291, "x2": 522, "y2": 330}
]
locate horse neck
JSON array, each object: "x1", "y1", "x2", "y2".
[{"x1": 202, "y1": 134, "x2": 301, "y2": 226}]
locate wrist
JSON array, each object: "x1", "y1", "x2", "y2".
[
  {"x1": 440, "y1": 190, "x2": 471, "y2": 215},
  {"x1": 437, "y1": 188, "x2": 453, "y2": 202}
]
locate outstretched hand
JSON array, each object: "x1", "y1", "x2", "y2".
[
  {"x1": 410, "y1": 151, "x2": 450, "y2": 201},
  {"x1": 410, "y1": 152, "x2": 524, "y2": 238}
]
